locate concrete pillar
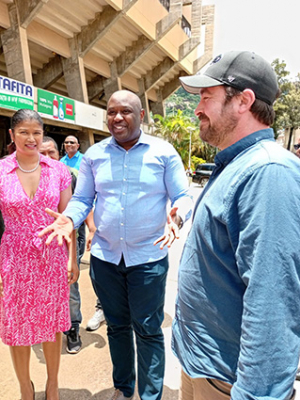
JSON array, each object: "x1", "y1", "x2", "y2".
[
  {"x1": 191, "y1": 0, "x2": 202, "y2": 37},
  {"x1": 138, "y1": 79, "x2": 150, "y2": 124},
  {"x1": 1, "y1": 4, "x2": 32, "y2": 84},
  {"x1": 77, "y1": 128, "x2": 92, "y2": 152},
  {"x1": 62, "y1": 38, "x2": 89, "y2": 104},
  {"x1": 150, "y1": 90, "x2": 165, "y2": 118},
  {"x1": 104, "y1": 61, "x2": 122, "y2": 102}
]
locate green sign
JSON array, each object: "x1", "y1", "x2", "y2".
[
  {"x1": 0, "y1": 76, "x2": 34, "y2": 110},
  {"x1": 37, "y1": 89, "x2": 75, "y2": 123}
]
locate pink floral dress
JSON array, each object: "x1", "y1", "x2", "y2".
[{"x1": 0, "y1": 153, "x2": 72, "y2": 346}]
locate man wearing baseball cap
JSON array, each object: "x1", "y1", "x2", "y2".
[{"x1": 172, "y1": 51, "x2": 300, "y2": 399}]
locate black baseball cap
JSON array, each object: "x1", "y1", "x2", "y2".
[{"x1": 179, "y1": 51, "x2": 279, "y2": 105}]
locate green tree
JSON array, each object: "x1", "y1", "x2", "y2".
[
  {"x1": 272, "y1": 59, "x2": 293, "y2": 138},
  {"x1": 272, "y1": 60, "x2": 300, "y2": 147},
  {"x1": 153, "y1": 110, "x2": 217, "y2": 168},
  {"x1": 164, "y1": 87, "x2": 200, "y2": 119}
]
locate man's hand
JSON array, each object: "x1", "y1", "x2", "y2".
[
  {"x1": 86, "y1": 228, "x2": 96, "y2": 251},
  {"x1": 0, "y1": 275, "x2": 3, "y2": 297},
  {"x1": 38, "y1": 208, "x2": 74, "y2": 245},
  {"x1": 68, "y1": 259, "x2": 79, "y2": 285},
  {"x1": 154, "y1": 207, "x2": 181, "y2": 250}
]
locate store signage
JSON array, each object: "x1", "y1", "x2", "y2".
[
  {"x1": 0, "y1": 76, "x2": 34, "y2": 110},
  {"x1": 37, "y1": 89, "x2": 75, "y2": 123}
]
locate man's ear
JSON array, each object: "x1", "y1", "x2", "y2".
[{"x1": 239, "y1": 89, "x2": 256, "y2": 113}]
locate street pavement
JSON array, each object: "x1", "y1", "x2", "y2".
[{"x1": 1, "y1": 182, "x2": 300, "y2": 399}]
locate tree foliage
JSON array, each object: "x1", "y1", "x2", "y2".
[
  {"x1": 272, "y1": 59, "x2": 300, "y2": 145},
  {"x1": 152, "y1": 110, "x2": 217, "y2": 168},
  {"x1": 164, "y1": 87, "x2": 200, "y2": 119}
]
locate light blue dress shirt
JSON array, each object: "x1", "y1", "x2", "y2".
[
  {"x1": 64, "y1": 131, "x2": 192, "y2": 267},
  {"x1": 60, "y1": 151, "x2": 83, "y2": 170},
  {"x1": 172, "y1": 129, "x2": 300, "y2": 400}
]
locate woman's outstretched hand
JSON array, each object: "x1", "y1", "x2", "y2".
[{"x1": 38, "y1": 208, "x2": 74, "y2": 245}]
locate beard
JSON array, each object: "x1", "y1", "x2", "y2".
[{"x1": 199, "y1": 101, "x2": 238, "y2": 148}]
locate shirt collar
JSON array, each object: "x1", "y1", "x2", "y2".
[
  {"x1": 6, "y1": 152, "x2": 53, "y2": 173},
  {"x1": 215, "y1": 128, "x2": 275, "y2": 168},
  {"x1": 109, "y1": 130, "x2": 149, "y2": 149},
  {"x1": 65, "y1": 151, "x2": 81, "y2": 160}
]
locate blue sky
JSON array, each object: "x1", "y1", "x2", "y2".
[{"x1": 202, "y1": 0, "x2": 300, "y2": 79}]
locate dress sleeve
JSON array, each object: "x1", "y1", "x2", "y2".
[{"x1": 59, "y1": 163, "x2": 72, "y2": 192}]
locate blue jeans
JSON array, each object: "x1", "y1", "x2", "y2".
[
  {"x1": 90, "y1": 255, "x2": 169, "y2": 400},
  {"x1": 69, "y1": 222, "x2": 85, "y2": 332}
]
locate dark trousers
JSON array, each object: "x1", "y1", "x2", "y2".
[
  {"x1": 69, "y1": 222, "x2": 85, "y2": 331},
  {"x1": 90, "y1": 255, "x2": 169, "y2": 400}
]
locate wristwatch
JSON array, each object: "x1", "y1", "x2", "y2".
[{"x1": 177, "y1": 216, "x2": 183, "y2": 230}]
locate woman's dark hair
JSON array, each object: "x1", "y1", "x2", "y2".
[
  {"x1": 11, "y1": 109, "x2": 43, "y2": 130},
  {"x1": 8, "y1": 109, "x2": 44, "y2": 154}
]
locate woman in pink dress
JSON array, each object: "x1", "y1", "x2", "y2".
[{"x1": 0, "y1": 109, "x2": 78, "y2": 400}]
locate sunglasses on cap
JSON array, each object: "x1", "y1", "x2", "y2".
[
  {"x1": 64, "y1": 141, "x2": 76, "y2": 145},
  {"x1": 294, "y1": 144, "x2": 300, "y2": 150}
]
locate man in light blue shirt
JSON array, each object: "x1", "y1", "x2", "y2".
[
  {"x1": 40, "y1": 90, "x2": 192, "y2": 400},
  {"x1": 172, "y1": 51, "x2": 300, "y2": 400},
  {"x1": 60, "y1": 135, "x2": 83, "y2": 170}
]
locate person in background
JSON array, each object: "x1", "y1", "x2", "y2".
[
  {"x1": 172, "y1": 51, "x2": 300, "y2": 400},
  {"x1": 294, "y1": 137, "x2": 300, "y2": 158},
  {"x1": 0, "y1": 109, "x2": 78, "y2": 400},
  {"x1": 38, "y1": 90, "x2": 192, "y2": 400},
  {"x1": 40, "y1": 136, "x2": 60, "y2": 161},
  {"x1": 60, "y1": 135, "x2": 83, "y2": 169},
  {"x1": 41, "y1": 136, "x2": 103, "y2": 352},
  {"x1": 60, "y1": 135, "x2": 105, "y2": 352}
]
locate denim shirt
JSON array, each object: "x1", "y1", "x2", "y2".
[
  {"x1": 64, "y1": 131, "x2": 192, "y2": 267},
  {"x1": 172, "y1": 128, "x2": 300, "y2": 399}
]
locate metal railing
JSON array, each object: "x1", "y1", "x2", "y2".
[{"x1": 181, "y1": 15, "x2": 191, "y2": 37}]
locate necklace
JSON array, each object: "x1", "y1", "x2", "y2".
[{"x1": 16, "y1": 154, "x2": 40, "y2": 173}]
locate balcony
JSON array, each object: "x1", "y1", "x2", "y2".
[{"x1": 159, "y1": 0, "x2": 191, "y2": 37}]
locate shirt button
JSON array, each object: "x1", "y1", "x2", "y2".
[
  {"x1": 120, "y1": 223, "x2": 124, "y2": 226},
  {"x1": 120, "y1": 237, "x2": 123, "y2": 240},
  {"x1": 123, "y1": 178, "x2": 126, "y2": 181},
  {"x1": 121, "y1": 207, "x2": 124, "y2": 210},
  {"x1": 124, "y1": 165, "x2": 127, "y2": 168},
  {"x1": 123, "y1": 192, "x2": 126, "y2": 195}
]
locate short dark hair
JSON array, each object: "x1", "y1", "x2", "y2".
[
  {"x1": 43, "y1": 136, "x2": 58, "y2": 151},
  {"x1": 11, "y1": 109, "x2": 43, "y2": 130},
  {"x1": 224, "y1": 85, "x2": 278, "y2": 126}
]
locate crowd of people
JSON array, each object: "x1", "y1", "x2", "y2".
[{"x1": 1, "y1": 50, "x2": 300, "y2": 400}]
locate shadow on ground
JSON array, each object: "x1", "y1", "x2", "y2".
[
  {"x1": 32, "y1": 330, "x2": 107, "y2": 364},
  {"x1": 33, "y1": 386, "x2": 178, "y2": 400}
]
